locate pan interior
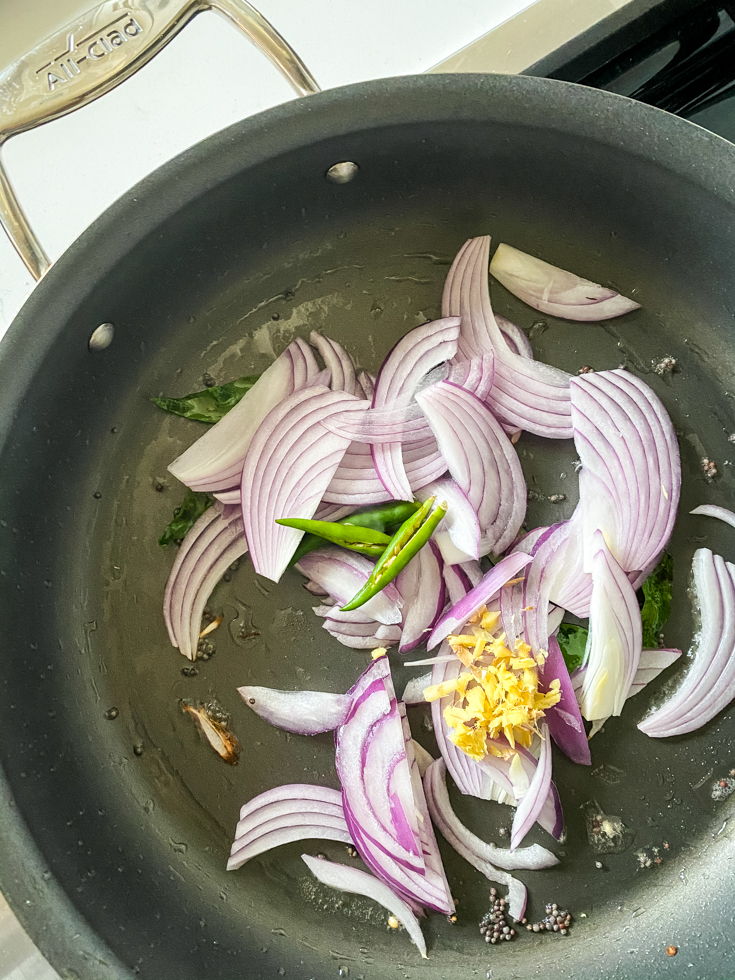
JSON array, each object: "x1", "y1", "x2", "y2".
[{"x1": 1, "y1": 81, "x2": 735, "y2": 979}]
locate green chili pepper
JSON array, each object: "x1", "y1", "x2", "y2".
[
  {"x1": 276, "y1": 517, "x2": 391, "y2": 556},
  {"x1": 340, "y1": 496, "x2": 447, "y2": 612},
  {"x1": 287, "y1": 500, "x2": 421, "y2": 566}
]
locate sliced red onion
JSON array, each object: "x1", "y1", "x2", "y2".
[
  {"x1": 573, "y1": 648, "x2": 682, "y2": 700},
  {"x1": 423, "y1": 761, "x2": 526, "y2": 920},
  {"x1": 496, "y1": 315, "x2": 533, "y2": 359},
  {"x1": 625, "y1": 648, "x2": 682, "y2": 698},
  {"x1": 163, "y1": 502, "x2": 223, "y2": 647},
  {"x1": 416, "y1": 382, "x2": 526, "y2": 555},
  {"x1": 309, "y1": 331, "x2": 359, "y2": 395},
  {"x1": 571, "y1": 370, "x2": 680, "y2": 575},
  {"x1": 397, "y1": 541, "x2": 445, "y2": 653},
  {"x1": 690, "y1": 504, "x2": 735, "y2": 529},
  {"x1": 543, "y1": 636, "x2": 591, "y2": 766},
  {"x1": 411, "y1": 739, "x2": 435, "y2": 778},
  {"x1": 579, "y1": 530, "x2": 642, "y2": 724},
  {"x1": 241, "y1": 386, "x2": 367, "y2": 582},
  {"x1": 312, "y1": 605, "x2": 376, "y2": 625},
  {"x1": 170, "y1": 338, "x2": 320, "y2": 492},
  {"x1": 164, "y1": 503, "x2": 248, "y2": 659},
  {"x1": 443, "y1": 562, "x2": 474, "y2": 605},
  {"x1": 459, "y1": 560, "x2": 483, "y2": 586},
  {"x1": 443, "y1": 237, "x2": 573, "y2": 439},
  {"x1": 400, "y1": 704, "x2": 454, "y2": 906},
  {"x1": 325, "y1": 628, "x2": 401, "y2": 649},
  {"x1": 546, "y1": 510, "x2": 593, "y2": 618},
  {"x1": 296, "y1": 549, "x2": 402, "y2": 625},
  {"x1": 446, "y1": 353, "x2": 495, "y2": 401},
  {"x1": 322, "y1": 405, "x2": 432, "y2": 444},
  {"x1": 301, "y1": 855, "x2": 427, "y2": 958},
  {"x1": 237, "y1": 686, "x2": 352, "y2": 734},
  {"x1": 402, "y1": 673, "x2": 432, "y2": 705},
  {"x1": 547, "y1": 605, "x2": 565, "y2": 635},
  {"x1": 639, "y1": 548, "x2": 735, "y2": 737},
  {"x1": 186, "y1": 529, "x2": 249, "y2": 660},
  {"x1": 357, "y1": 371, "x2": 375, "y2": 400},
  {"x1": 335, "y1": 656, "x2": 454, "y2": 914},
  {"x1": 489, "y1": 243, "x2": 640, "y2": 321},
  {"x1": 427, "y1": 552, "x2": 533, "y2": 650},
  {"x1": 370, "y1": 317, "x2": 460, "y2": 500},
  {"x1": 228, "y1": 784, "x2": 350, "y2": 870},
  {"x1": 303, "y1": 580, "x2": 329, "y2": 597},
  {"x1": 212, "y1": 488, "x2": 241, "y2": 504},
  {"x1": 510, "y1": 724, "x2": 552, "y2": 850},
  {"x1": 323, "y1": 436, "x2": 447, "y2": 505},
  {"x1": 426, "y1": 759, "x2": 558, "y2": 871},
  {"x1": 314, "y1": 502, "x2": 355, "y2": 523},
  {"x1": 415, "y1": 477, "x2": 481, "y2": 562}
]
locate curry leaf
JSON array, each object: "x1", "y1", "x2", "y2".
[
  {"x1": 640, "y1": 552, "x2": 673, "y2": 648},
  {"x1": 151, "y1": 375, "x2": 260, "y2": 423},
  {"x1": 556, "y1": 623, "x2": 588, "y2": 674},
  {"x1": 159, "y1": 490, "x2": 213, "y2": 547}
]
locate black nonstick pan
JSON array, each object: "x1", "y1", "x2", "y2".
[{"x1": 2, "y1": 5, "x2": 735, "y2": 979}]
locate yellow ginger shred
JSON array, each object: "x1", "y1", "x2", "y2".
[{"x1": 427, "y1": 617, "x2": 561, "y2": 763}]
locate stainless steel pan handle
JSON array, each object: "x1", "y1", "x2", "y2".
[{"x1": 0, "y1": 0, "x2": 320, "y2": 281}]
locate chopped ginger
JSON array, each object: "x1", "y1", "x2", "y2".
[
  {"x1": 371, "y1": 647, "x2": 388, "y2": 660},
  {"x1": 423, "y1": 620, "x2": 561, "y2": 764}
]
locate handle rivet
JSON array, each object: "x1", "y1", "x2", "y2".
[
  {"x1": 326, "y1": 161, "x2": 359, "y2": 184},
  {"x1": 88, "y1": 322, "x2": 115, "y2": 351}
]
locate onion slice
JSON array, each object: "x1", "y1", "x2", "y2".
[
  {"x1": 573, "y1": 647, "x2": 682, "y2": 700},
  {"x1": 639, "y1": 548, "x2": 735, "y2": 737},
  {"x1": 237, "y1": 686, "x2": 352, "y2": 734},
  {"x1": 228, "y1": 785, "x2": 351, "y2": 870},
  {"x1": 423, "y1": 761, "x2": 527, "y2": 921},
  {"x1": 443, "y1": 237, "x2": 573, "y2": 439},
  {"x1": 426, "y1": 759, "x2": 558, "y2": 871},
  {"x1": 163, "y1": 503, "x2": 248, "y2": 659},
  {"x1": 690, "y1": 504, "x2": 735, "y2": 529},
  {"x1": 416, "y1": 478, "x2": 481, "y2": 562},
  {"x1": 543, "y1": 636, "x2": 591, "y2": 766},
  {"x1": 296, "y1": 548, "x2": 402, "y2": 625},
  {"x1": 335, "y1": 655, "x2": 455, "y2": 914},
  {"x1": 402, "y1": 673, "x2": 432, "y2": 705},
  {"x1": 170, "y1": 338, "x2": 320, "y2": 492},
  {"x1": 579, "y1": 530, "x2": 642, "y2": 723},
  {"x1": 370, "y1": 317, "x2": 460, "y2": 500},
  {"x1": 397, "y1": 541, "x2": 445, "y2": 653},
  {"x1": 301, "y1": 855, "x2": 428, "y2": 958},
  {"x1": 309, "y1": 331, "x2": 359, "y2": 395},
  {"x1": 427, "y1": 552, "x2": 533, "y2": 650},
  {"x1": 510, "y1": 723, "x2": 552, "y2": 850},
  {"x1": 570, "y1": 369, "x2": 680, "y2": 575},
  {"x1": 241, "y1": 386, "x2": 367, "y2": 582},
  {"x1": 415, "y1": 382, "x2": 526, "y2": 556},
  {"x1": 489, "y1": 243, "x2": 640, "y2": 321}
]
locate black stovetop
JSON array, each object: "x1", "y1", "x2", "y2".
[{"x1": 527, "y1": 0, "x2": 735, "y2": 144}]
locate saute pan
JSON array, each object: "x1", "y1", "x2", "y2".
[{"x1": 1, "y1": 1, "x2": 735, "y2": 977}]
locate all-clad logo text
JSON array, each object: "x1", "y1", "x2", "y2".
[{"x1": 37, "y1": 15, "x2": 145, "y2": 91}]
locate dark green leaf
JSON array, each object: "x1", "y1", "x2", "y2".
[
  {"x1": 159, "y1": 490, "x2": 213, "y2": 547},
  {"x1": 557, "y1": 623, "x2": 588, "y2": 674},
  {"x1": 640, "y1": 552, "x2": 674, "y2": 648},
  {"x1": 151, "y1": 375, "x2": 260, "y2": 423}
]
